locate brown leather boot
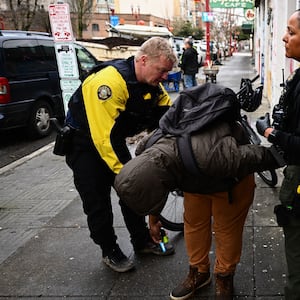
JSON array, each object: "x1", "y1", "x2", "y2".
[
  {"x1": 215, "y1": 273, "x2": 234, "y2": 299},
  {"x1": 170, "y1": 266, "x2": 211, "y2": 300}
]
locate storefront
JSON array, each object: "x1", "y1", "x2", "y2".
[{"x1": 254, "y1": 0, "x2": 299, "y2": 109}]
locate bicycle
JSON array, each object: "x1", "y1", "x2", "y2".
[
  {"x1": 237, "y1": 76, "x2": 278, "y2": 188},
  {"x1": 159, "y1": 75, "x2": 278, "y2": 232},
  {"x1": 239, "y1": 114, "x2": 278, "y2": 187}
]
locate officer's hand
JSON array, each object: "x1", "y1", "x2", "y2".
[{"x1": 256, "y1": 113, "x2": 271, "y2": 137}]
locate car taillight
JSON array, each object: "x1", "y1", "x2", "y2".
[{"x1": 0, "y1": 77, "x2": 10, "y2": 104}]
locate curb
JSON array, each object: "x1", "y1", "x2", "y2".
[{"x1": 0, "y1": 141, "x2": 55, "y2": 176}]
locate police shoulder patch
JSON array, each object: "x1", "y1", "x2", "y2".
[{"x1": 97, "y1": 85, "x2": 112, "y2": 100}]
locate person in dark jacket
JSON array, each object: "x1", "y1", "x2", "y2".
[
  {"x1": 64, "y1": 37, "x2": 177, "y2": 273},
  {"x1": 256, "y1": 10, "x2": 300, "y2": 299},
  {"x1": 180, "y1": 37, "x2": 199, "y2": 88},
  {"x1": 114, "y1": 83, "x2": 284, "y2": 299},
  {"x1": 114, "y1": 83, "x2": 283, "y2": 215}
]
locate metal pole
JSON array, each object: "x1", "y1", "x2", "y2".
[
  {"x1": 229, "y1": 8, "x2": 232, "y2": 56},
  {"x1": 205, "y1": 0, "x2": 211, "y2": 63}
]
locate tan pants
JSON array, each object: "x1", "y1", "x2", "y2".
[{"x1": 184, "y1": 175, "x2": 255, "y2": 274}]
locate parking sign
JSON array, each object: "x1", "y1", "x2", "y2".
[
  {"x1": 49, "y1": 3, "x2": 74, "y2": 42},
  {"x1": 49, "y1": 3, "x2": 79, "y2": 114}
]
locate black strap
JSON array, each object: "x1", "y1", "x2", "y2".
[
  {"x1": 176, "y1": 134, "x2": 203, "y2": 176},
  {"x1": 145, "y1": 128, "x2": 165, "y2": 149}
]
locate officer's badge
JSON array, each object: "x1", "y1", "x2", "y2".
[{"x1": 97, "y1": 85, "x2": 112, "y2": 100}]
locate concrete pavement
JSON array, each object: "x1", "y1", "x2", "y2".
[{"x1": 0, "y1": 53, "x2": 287, "y2": 299}]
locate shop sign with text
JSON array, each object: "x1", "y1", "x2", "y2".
[{"x1": 210, "y1": 0, "x2": 254, "y2": 9}]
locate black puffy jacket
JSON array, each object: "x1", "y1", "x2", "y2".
[{"x1": 181, "y1": 47, "x2": 199, "y2": 75}]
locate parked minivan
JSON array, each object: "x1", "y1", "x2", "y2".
[{"x1": 0, "y1": 30, "x2": 99, "y2": 138}]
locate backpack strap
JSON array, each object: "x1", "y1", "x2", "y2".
[
  {"x1": 177, "y1": 133, "x2": 237, "y2": 204},
  {"x1": 176, "y1": 134, "x2": 203, "y2": 176},
  {"x1": 145, "y1": 128, "x2": 165, "y2": 149}
]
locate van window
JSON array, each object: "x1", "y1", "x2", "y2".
[
  {"x1": 3, "y1": 39, "x2": 57, "y2": 77},
  {"x1": 75, "y1": 44, "x2": 97, "y2": 74},
  {"x1": 37, "y1": 39, "x2": 58, "y2": 71}
]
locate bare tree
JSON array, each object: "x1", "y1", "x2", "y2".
[
  {"x1": 67, "y1": 0, "x2": 94, "y2": 39},
  {"x1": 7, "y1": 0, "x2": 40, "y2": 31},
  {"x1": 32, "y1": 4, "x2": 50, "y2": 33}
]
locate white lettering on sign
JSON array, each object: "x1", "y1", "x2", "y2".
[{"x1": 210, "y1": 0, "x2": 254, "y2": 9}]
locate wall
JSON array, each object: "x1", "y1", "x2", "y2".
[
  {"x1": 255, "y1": 0, "x2": 298, "y2": 110},
  {"x1": 270, "y1": 0, "x2": 287, "y2": 111}
]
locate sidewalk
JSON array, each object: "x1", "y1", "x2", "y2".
[{"x1": 0, "y1": 53, "x2": 286, "y2": 299}]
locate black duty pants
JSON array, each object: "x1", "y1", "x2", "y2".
[{"x1": 66, "y1": 133, "x2": 150, "y2": 257}]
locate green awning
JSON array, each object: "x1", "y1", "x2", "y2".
[{"x1": 241, "y1": 23, "x2": 253, "y2": 34}]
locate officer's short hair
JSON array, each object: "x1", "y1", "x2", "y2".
[{"x1": 135, "y1": 37, "x2": 177, "y2": 64}]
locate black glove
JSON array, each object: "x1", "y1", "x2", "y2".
[{"x1": 256, "y1": 113, "x2": 271, "y2": 136}]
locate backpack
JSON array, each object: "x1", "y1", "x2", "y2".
[{"x1": 146, "y1": 82, "x2": 241, "y2": 175}]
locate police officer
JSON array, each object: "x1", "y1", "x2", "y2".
[
  {"x1": 256, "y1": 10, "x2": 300, "y2": 299},
  {"x1": 64, "y1": 37, "x2": 177, "y2": 272}
]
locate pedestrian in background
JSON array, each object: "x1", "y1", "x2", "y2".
[
  {"x1": 256, "y1": 9, "x2": 300, "y2": 299},
  {"x1": 64, "y1": 37, "x2": 177, "y2": 273},
  {"x1": 180, "y1": 37, "x2": 199, "y2": 88}
]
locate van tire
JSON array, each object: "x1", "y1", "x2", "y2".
[{"x1": 27, "y1": 100, "x2": 53, "y2": 138}]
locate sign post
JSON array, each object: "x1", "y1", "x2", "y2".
[
  {"x1": 205, "y1": 0, "x2": 211, "y2": 63},
  {"x1": 48, "y1": 3, "x2": 80, "y2": 115}
]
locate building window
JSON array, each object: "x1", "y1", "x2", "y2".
[
  {"x1": 92, "y1": 23, "x2": 99, "y2": 31},
  {"x1": 96, "y1": 0, "x2": 114, "y2": 13},
  {"x1": 96, "y1": 0, "x2": 113, "y2": 4}
]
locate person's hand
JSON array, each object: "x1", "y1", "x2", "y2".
[
  {"x1": 256, "y1": 113, "x2": 271, "y2": 137},
  {"x1": 148, "y1": 215, "x2": 162, "y2": 243}
]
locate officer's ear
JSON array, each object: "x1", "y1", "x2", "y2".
[{"x1": 140, "y1": 55, "x2": 148, "y2": 66}]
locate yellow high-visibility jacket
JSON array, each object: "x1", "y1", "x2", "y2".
[{"x1": 67, "y1": 56, "x2": 171, "y2": 174}]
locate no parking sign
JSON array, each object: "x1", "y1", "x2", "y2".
[
  {"x1": 49, "y1": 3, "x2": 80, "y2": 114},
  {"x1": 49, "y1": 3, "x2": 73, "y2": 42}
]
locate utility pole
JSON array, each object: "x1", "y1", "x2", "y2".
[
  {"x1": 229, "y1": 8, "x2": 233, "y2": 56},
  {"x1": 205, "y1": 0, "x2": 211, "y2": 63}
]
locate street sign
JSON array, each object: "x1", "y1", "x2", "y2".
[
  {"x1": 60, "y1": 79, "x2": 81, "y2": 92},
  {"x1": 202, "y1": 12, "x2": 214, "y2": 22},
  {"x1": 55, "y1": 44, "x2": 79, "y2": 79},
  {"x1": 60, "y1": 79, "x2": 81, "y2": 114},
  {"x1": 62, "y1": 90, "x2": 79, "y2": 110},
  {"x1": 49, "y1": 3, "x2": 74, "y2": 42},
  {"x1": 245, "y1": 8, "x2": 255, "y2": 21},
  {"x1": 110, "y1": 15, "x2": 119, "y2": 26},
  {"x1": 49, "y1": 3, "x2": 79, "y2": 114},
  {"x1": 210, "y1": 0, "x2": 254, "y2": 9}
]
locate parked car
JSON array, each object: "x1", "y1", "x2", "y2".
[
  {"x1": 172, "y1": 36, "x2": 184, "y2": 61},
  {"x1": 0, "y1": 30, "x2": 99, "y2": 138},
  {"x1": 198, "y1": 40, "x2": 219, "y2": 61},
  {"x1": 193, "y1": 40, "x2": 206, "y2": 66}
]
